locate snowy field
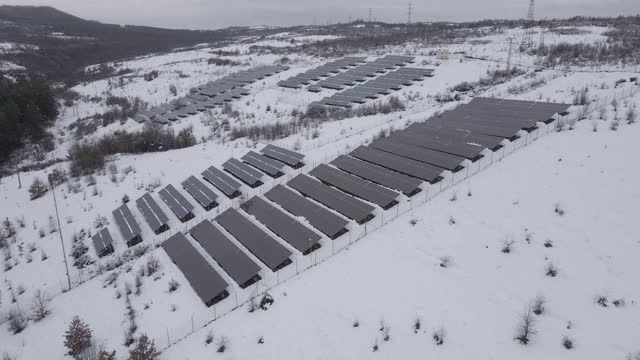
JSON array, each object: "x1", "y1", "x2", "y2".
[{"x1": 1, "y1": 25, "x2": 639, "y2": 359}]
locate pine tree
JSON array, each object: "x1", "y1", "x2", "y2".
[
  {"x1": 129, "y1": 334, "x2": 159, "y2": 360},
  {"x1": 64, "y1": 316, "x2": 93, "y2": 356}
]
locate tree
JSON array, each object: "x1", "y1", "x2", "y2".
[
  {"x1": 29, "y1": 177, "x2": 48, "y2": 200},
  {"x1": 515, "y1": 306, "x2": 537, "y2": 345},
  {"x1": 129, "y1": 334, "x2": 159, "y2": 360},
  {"x1": 31, "y1": 289, "x2": 52, "y2": 321},
  {"x1": 64, "y1": 316, "x2": 93, "y2": 356}
]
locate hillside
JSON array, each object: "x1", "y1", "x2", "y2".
[
  {"x1": 0, "y1": 6, "x2": 255, "y2": 82},
  {"x1": 0, "y1": 17, "x2": 639, "y2": 360}
]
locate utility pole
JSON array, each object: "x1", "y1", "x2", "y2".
[
  {"x1": 49, "y1": 176, "x2": 72, "y2": 291},
  {"x1": 507, "y1": 37, "x2": 513, "y2": 71},
  {"x1": 407, "y1": 2, "x2": 413, "y2": 32}
]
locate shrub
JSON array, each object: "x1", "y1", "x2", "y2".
[
  {"x1": 216, "y1": 336, "x2": 228, "y2": 353},
  {"x1": 514, "y1": 306, "x2": 536, "y2": 345},
  {"x1": 562, "y1": 335, "x2": 574, "y2": 350},
  {"x1": 29, "y1": 177, "x2": 48, "y2": 200},
  {"x1": 8, "y1": 310, "x2": 27, "y2": 334},
  {"x1": 433, "y1": 326, "x2": 445, "y2": 345},
  {"x1": 168, "y1": 279, "x2": 180, "y2": 293},
  {"x1": 545, "y1": 261, "x2": 558, "y2": 277},
  {"x1": 532, "y1": 293, "x2": 546, "y2": 315},
  {"x1": 31, "y1": 289, "x2": 52, "y2": 321}
]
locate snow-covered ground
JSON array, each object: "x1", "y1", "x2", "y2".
[{"x1": 1, "y1": 25, "x2": 639, "y2": 359}]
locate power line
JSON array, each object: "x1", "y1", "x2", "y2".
[{"x1": 521, "y1": 0, "x2": 535, "y2": 48}]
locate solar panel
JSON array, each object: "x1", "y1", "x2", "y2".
[
  {"x1": 288, "y1": 174, "x2": 375, "y2": 224},
  {"x1": 330, "y1": 155, "x2": 422, "y2": 196},
  {"x1": 265, "y1": 185, "x2": 348, "y2": 239},
  {"x1": 309, "y1": 164, "x2": 400, "y2": 209},
  {"x1": 163, "y1": 232, "x2": 229, "y2": 307},
  {"x1": 136, "y1": 193, "x2": 169, "y2": 233},
  {"x1": 409, "y1": 122, "x2": 504, "y2": 150},
  {"x1": 91, "y1": 228, "x2": 114, "y2": 257},
  {"x1": 371, "y1": 139, "x2": 466, "y2": 172},
  {"x1": 223, "y1": 158, "x2": 263, "y2": 187},
  {"x1": 182, "y1": 176, "x2": 218, "y2": 210},
  {"x1": 112, "y1": 204, "x2": 142, "y2": 246},
  {"x1": 159, "y1": 184, "x2": 195, "y2": 221},
  {"x1": 201, "y1": 166, "x2": 242, "y2": 198},
  {"x1": 241, "y1": 196, "x2": 322, "y2": 254},
  {"x1": 389, "y1": 131, "x2": 485, "y2": 161},
  {"x1": 189, "y1": 220, "x2": 262, "y2": 288},
  {"x1": 241, "y1": 151, "x2": 286, "y2": 178},
  {"x1": 350, "y1": 146, "x2": 444, "y2": 183},
  {"x1": 261, "y1": 144, "x2": 305, "y2": 168},
  {"x1": 215, "y1": 208, "x2": 292, "y2": 271}
]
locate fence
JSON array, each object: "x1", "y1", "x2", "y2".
[{"x1": 154, "y1": 105, "x2": 583, "y2": 352}]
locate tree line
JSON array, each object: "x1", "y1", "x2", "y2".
[{"x1": 0, "y1": 74, "x2": 58, "y2": 164}]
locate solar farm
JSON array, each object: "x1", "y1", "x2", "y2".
[
  {"x1": 3, "y1": 21, "x2": 640, "y2": 360},
  {"x1": 86, "y1": 96, "x2": 571, "y2": 309},
  {"x1": 134, "y1": 65, "x2": 288, "y2": 125}
]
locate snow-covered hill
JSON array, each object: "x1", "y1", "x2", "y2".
[{"x1": 1, "y1": 25, "x2": 639, "y2": 360}]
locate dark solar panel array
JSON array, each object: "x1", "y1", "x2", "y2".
[
  {"x1": 241, "y1": 196, "x2": 322, "y2": 254},
  {"x1": 215, "y1": 208, "x2": 292, "y2": 271},
  {"x1": 135, "y1": 65, "x2": 288, "y2": 124},
  {"x1": 201, "y1": 166, "x2": 242, "y2": 198},
  {"x1": 265, "y1": 185, "x2": 348, "y2": 239},
  {"x1": 370, "y1": 139, "x2": 466, "y2": 172},
  {"x1": 408, "y1": 122, "x2": 504, "y2": 150},
  {"x1": 223, "y1": 158, "x2": 264, "y2": 187},
  {"x1": 189, "y1": 220, "x2": 262, "y2": 288},
  {"x1": 330, "y1": 155, "x2": 422, "y2": 196},
  {"x1": 350, "y1": 146, "x2": 444, "y2": 183},
  {"x1": 159, "y1": 184, "x2": 195, "y2": 220},
  {"x1": 112, "y1": 204, "x2": 142, "y2": 242},
  {"x1": 288, "y1": 174, "x2": 375, "y2": 223},
  {"x1": 260, "y1": 144, "x2": 305, "y2": 167},
  {"x1": 163, "y1": 232, "x2": 228, "y2": 306},
  {"x1": 182, "y1": 176, "x2": 218, "y2": 209},
  {"x1": 278, "y1": 57, "x2": 367, "y2": 89},
  {"x1": 241, "y1": 151, "x2": 286, "y2": 177},
  {"x1": 316, "y1": 64, "x2": 433, "y2": 108},
  {"x1": 309, "y1": 164, "x2": 399, "y2": 209},
  {"x1": 91, "y1": 228, "x2": 114, "y2": 255},
  {"x1": 135, "y1": 193, "x2": 169, "y2": 232}
]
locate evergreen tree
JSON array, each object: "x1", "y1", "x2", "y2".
[
  {"x1": 64, "y1": 316, "x2": 93, "y2": 357},
  {"x1": 129, "y1": 334, "x2": 159, "y2": 360}
]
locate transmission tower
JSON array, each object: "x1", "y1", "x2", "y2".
[
  {"x1": 408, "y1": 2, "x2": 413, "y2": 25},
  {"x1": 521, "y1": 0, "x2": 535, "y2": 48},
  {"x1": 369, "y1": 8, "x2": 372, "y2": 24}
]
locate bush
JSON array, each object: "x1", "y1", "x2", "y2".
[
  {"x1": 69, "y1": 126, "x2": 196, "y2": 176},
  {"x1": 562, "y1": 335, "x2": 574, "y2": 350},
  {"x1": 31, "y1": 289, "x2": 52, "y2": 321},
  {"x1": 8, "y1": 310, "x2": 27, "y2": 334},
  {"x1": 29, "y1": 177, "x2": 48, "y2": 200},
  {"x1": 168, "y1": 279, "x2": 180, "y2": 293}
]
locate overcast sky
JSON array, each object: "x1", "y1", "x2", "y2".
[{"x1": 4, "y1": 0, "x2": 639, "y2": 29}]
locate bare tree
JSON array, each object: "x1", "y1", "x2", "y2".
[
  {"x1": 501, "y1": 237, "x2": 515, "y2": 253},
  {"x1": 532, "y1": 293, "x2": 546, "y2": 315},
  {"x1": 515, "y1": 306, "x2": 537, "y2": 345},
  {"x1": 31, "y1": 289, "x2": 52, "y2": 321}
]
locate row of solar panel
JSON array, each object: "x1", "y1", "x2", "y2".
[
  {"x1": 278, "y1": 57, "x2": 367, "y2": 89},
  {"x1": 96, "y1": 145, "x2": 306, "y2": 257},
  {"x1": 134, "y1": 66, "x2": 288, "y2": 124},
  {"x1": 308, "y1": 55, "x2": 417, "y2": 92},
  {"x1": 315, "y1": 67, "x2": 435, "y2": 108}
]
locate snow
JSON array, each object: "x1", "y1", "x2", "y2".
[{"x1": 1, "y1": 24, "x2": 639, "y2": 360}]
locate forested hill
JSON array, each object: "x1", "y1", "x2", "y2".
[{"x1": 0, "y1": 6, "x2": 238, "y2": 83}]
